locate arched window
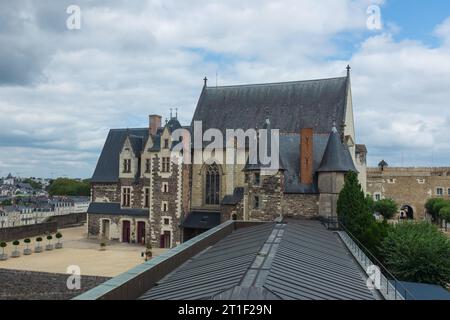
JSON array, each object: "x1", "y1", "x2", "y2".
[{"x1": 205, "y1": 164, "x2": 220, "y2": 205}]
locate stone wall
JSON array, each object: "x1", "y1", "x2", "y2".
[
  {"x1": 367, "y1": 167, "x2": 450, "y2": 220},
  {"x1": 247, "y1": 172, "x2": 284, "y2": 221},
  {"x1": 149, "y1": 156, "x2": 182, "y2": 247},
  {"x1": 87, "y1": 213, "x2": 149, "y2": 243},
  {"x1": 282, "y1": 194, "x2": 319, "y2": 218},
  {"x1": 46, "y1": 212, "x2": 87, "y2": 229},
  {"x1": 0, "y1": 221, "x2": 57, "y2": 242}
]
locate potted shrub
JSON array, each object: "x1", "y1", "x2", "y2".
[
  {"x1": 144, "y1": 243, "x2": 153, "y2": 261},
  {"x1": 23, "y1": 238, "x2": 32, "y2": 255},
  {"x1": 11, "y1": 240, "x2": 20, "y2": 258},
  {"x1": 45, "y1": 235, "x2": 54, "y2": 251},
  {"x1": 99, "y1": 242, "x2": 106, "y2": 251},
  {"x1": 55, "y1": 232, "x2": 63, "y2": 249},
  {"x1": 35, "y1": 237, "x2": 43, "y2": 253},
  {"x1": 0, "y1": 242, "x2": 7, "y2": 260}
]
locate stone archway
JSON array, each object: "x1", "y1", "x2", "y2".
[{"x1": 401, "y1": 205, "x2": 414, "y2": 220}]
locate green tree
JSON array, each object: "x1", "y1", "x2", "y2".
[
  {"x1": 425, "y1": 198, "x2": 450, "y2": 222},
  {"x1": 337, "y1": 171, "x2": 374, "y2": 238},
  {"x1": 439, "y1": 206, "x2": 450, "y2": 231},
  {"x1": 381, "y1": 222, "x2": 450, "y2": 286},
  {"x1": 22, "y1": 178, "x2": 42, "y2": 190},
  {"x1": 48, "y1": 178, "x2": 90, "y2": 196},
  {"x1": 373, "y1": 198, "x2": 398, "y2": 220}
]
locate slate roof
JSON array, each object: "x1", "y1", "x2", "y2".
[
  {"x1": 191, "y1": 76, "x2": 349, "y2": 135},
  {"x1": 181, "y1": 211, "x2": 221, "y2": 230},
  {"x1": 317, "y1": 127, "x2": 357, "y2": 173},
  {"x1": 91, "y1": 128, "x2": 149, "y2": 183},
  {"x1": 222, "y1": 187, "x2": 244, "y2": 205},
  {"x1": 139, "y1": 220, "x2": 377, "y2": 300},
  {"x1": 87, "y1": 202, "x2": 148, "y2": 217}
]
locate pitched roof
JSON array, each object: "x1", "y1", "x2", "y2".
[
  {"x1": 222, "y1": 187, "x2": 245, "y2": 205},
  {"x1": 181, "y1": 211, "x2": 221, "y2": 230},
  {"x1": 91, "y1": 128, "x2": 149, "y2": 183},
  {"x1": 191, "y1": 76, "x2": 349, "y2": 135},
  {"x1": 139, "y1": 220, "x2": 377, "y2": 300},
  {"x1": 317, "y1": 128, "x2": 357, "y2": 173}
]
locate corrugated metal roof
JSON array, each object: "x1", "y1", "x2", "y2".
[
  {"x1": 139, "y1": 220, "x2": 377, "y2": 300},
  {"x1": 139, "y1": 223, "x2": 275, "y2": 300}
]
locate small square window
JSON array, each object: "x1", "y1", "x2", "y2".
[
  {"x1": 374, "y1": 193, "x2": 381, "y2": 201},
  {"x1": 164, "y1": 218, "x2": 170, "y2": 225},
  {"x1": 437, "y1": 188, "x2": 444, "y2": 196},
  {"x1": 448, "y1": 188, "x2": 450, "y2": 196}
]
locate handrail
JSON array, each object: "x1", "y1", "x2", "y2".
[{"x1": 326, "y1": 216, "x2": 416, "y2": 300}]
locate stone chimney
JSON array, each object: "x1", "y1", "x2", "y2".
[
  {"x1": 300, "y1": 128, "x2": 313, "y2": 184},
  {"x1": 149, "y1": 115, "x2": 162, "y2": 136}
]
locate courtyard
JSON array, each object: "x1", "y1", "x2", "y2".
[{"x1": 0, "y1": 225, "x2": 167, "y2": 277}]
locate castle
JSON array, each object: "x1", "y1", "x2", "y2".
[
  {"x1": 367, "y1": 162, "x2": 450, "y2": 220},
  {"x1": 87, "y1": 67, "x2": 368, "y2": 248}
]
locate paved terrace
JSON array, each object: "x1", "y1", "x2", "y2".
[
  {"x1": 76, "y1": 220, "x2": 381, "y2": 300},
  {"x1": 0, "y1": 225, "x2": 167, "y2": 277}
]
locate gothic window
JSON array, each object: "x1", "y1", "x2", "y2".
[
  {"x1": 164, "y1": 139, "x2": 170, "y2": 149},
  {"x1": 145, "y1": 159, "x2": 151, "y2": 173},
  {"x1": 205, "y1": 164, "x2": 220, "y2": 205}
]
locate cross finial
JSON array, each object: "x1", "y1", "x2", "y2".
[
  {"x1": 203, "y1": 77, "x2": 208, "y2": 87},
  {"x1": 346, "y1": 64, "x2": 351, "y2": 76}
]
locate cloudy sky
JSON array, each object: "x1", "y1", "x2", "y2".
[{"x1": 0, "y1": 0, "x2": 449, "y2": 178}]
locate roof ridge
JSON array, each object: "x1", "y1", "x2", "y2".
[{"x1": 205, "y1": 76, "x2": 347, "y2": 89}]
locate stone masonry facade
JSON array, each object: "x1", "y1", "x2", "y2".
[{"x1": 367, "y1": 167, "x2": 450, "y2": 220}]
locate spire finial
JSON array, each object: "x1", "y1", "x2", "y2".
[
  {"x1": 331, "y1": 120, "x2": 338, "y2": 133},
  {"x1": 203, "y1": 76, "x2": 208, "y2": 87},
  {"x1": 170, "y1": 108, "x2": 173, "y2": 119},
  {"x1": 175, "y1": 108, "x2": 178, "y2": 119},
  {"x1": 346, "y1": 64, "x2": 351, "y2": 76}
]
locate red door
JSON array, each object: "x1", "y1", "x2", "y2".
[
  {"x1": 137, "y1": 222, "x2": 146, "y2": 245},
  {"x1": 159, "y1": 231, "x2": 171, "y2": 248},
  {"x1": 122, "y1": 221, "x2": 131, "y2": 243}
]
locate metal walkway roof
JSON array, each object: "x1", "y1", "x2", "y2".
[{"x1": 139, "y1": 220, "x2": 377, "y2": 300}]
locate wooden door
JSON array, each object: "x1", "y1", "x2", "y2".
[
  {"x1": 137, "y1": 221, "x2": 146, "y2": 245},
  {"x1": 122, "y1": 221, "x2": 131, "y2": 243}
]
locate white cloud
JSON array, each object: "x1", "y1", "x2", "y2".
[{"x1": 0, "y1": 0, "x2": 449, "y2": 177}]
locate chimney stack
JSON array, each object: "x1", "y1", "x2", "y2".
[
  {"x1": 149, "y1": 115, "x2": 162, "y2": 136},
  {"x1": 300, "y1": 128, "x2": 313, "y2": 184}
]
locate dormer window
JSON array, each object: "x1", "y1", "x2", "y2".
[
  {"x1": 145, "y1": 159, "x2": 151, "y2": 173},
  {"x1": 123, "y1": 159, "x2": 131, "y2": 173},
  {"x1": 164, "y1": 139, "x2": 169, "y2": 149}
]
